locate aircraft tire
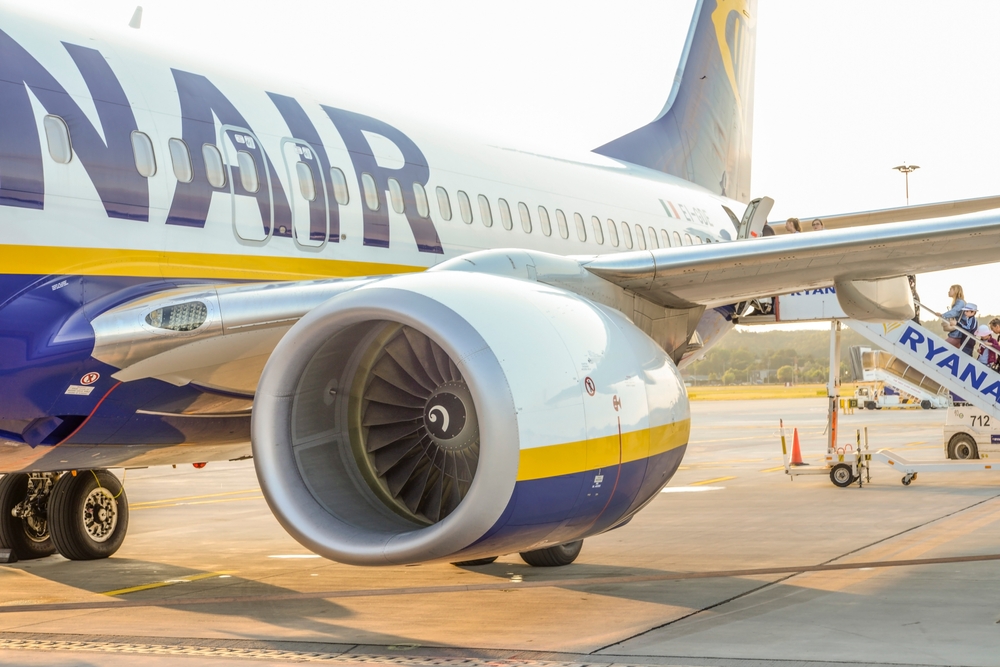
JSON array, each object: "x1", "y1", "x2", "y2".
[
  {"x1": 947, "y1": 434, "x2": 979, "y2": 460},
  {"x1": 0, "y1": 474, "x2": 56, "y2": 560},
  {"x1": 451, "y1": 556, "x2": 499, "y2": 566},
  {"x1": 519, "y1": 540, "x2": 583, "y2": 567},
  {"x1": 49, "y1": 470, "x2": 128, "y2": 561}
]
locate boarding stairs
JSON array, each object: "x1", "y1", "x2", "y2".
[
  {"x1": 847, "y1": 345, "x2": 951, "y2": 408},
  {"x1": 761, "y1": 289, "x2": 1000, "y2": 420}
]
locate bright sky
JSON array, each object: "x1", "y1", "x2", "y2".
[{"x1": 8, "y1": 0, "x2": 1000, "y2": 323}]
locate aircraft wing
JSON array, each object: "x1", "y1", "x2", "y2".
[
  {"x1": 768, "y1": 194, "x2": 1000, "y2": 234},
  {"x1": 583, "y1": 209, "x2": 1000, "y2": 308}
]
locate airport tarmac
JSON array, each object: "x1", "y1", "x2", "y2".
[{"x1": 2, "y1": 398, "x2": 999, "y2": 667}]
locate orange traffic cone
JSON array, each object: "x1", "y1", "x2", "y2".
[{"x1": 790, "y1": 428, "x2": 809, "y2": 466}]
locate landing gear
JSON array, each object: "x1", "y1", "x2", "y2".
[
  {"x1": 519, "y1": 540, "x2": 583, "y2": 567},
  {"x1": 49, "y1": 470, "x2": 128, "y2": 561},
  {"x1": 0, "y1": 473, "x2": 57, "y2": 560}
]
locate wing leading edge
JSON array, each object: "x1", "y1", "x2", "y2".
[{"x1": 582, "y1": 209, "x2": 1000, "y2": 308}]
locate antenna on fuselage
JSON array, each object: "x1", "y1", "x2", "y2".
[{"x1": 129, "y1": 6, "x2": 143, "y2": 29}]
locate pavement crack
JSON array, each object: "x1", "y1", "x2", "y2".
[{"x1": 590, "y1": 490, "x2": 1000, "y2": 654}]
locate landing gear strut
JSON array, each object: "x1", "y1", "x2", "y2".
[{"x1": 0, "y1": 473, "x2": 57, "y2": 560}]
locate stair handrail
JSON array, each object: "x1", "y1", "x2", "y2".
[
  {"x1": 914, "y1": 299, "x2": 980, "y2": 350},
  {"x1": 913, "y1": 299, "x2": 1000, "y2": 374}
]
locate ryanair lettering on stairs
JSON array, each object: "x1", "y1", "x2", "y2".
[{"x1": 896, "y1": 326, "x2": 1000, "y2": 403}]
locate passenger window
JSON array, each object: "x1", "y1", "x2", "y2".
[
  {"x1": 684, "y1": 233, "x2": 692, "y2": 245},
  {"x1": 574, "y1": 213, "x2": 587, "y2": 241},
  {"x1": 202, "y1": 144, "x2": 226, "y2": 188},
  {"x1": 499, "y1": 198, "x2": 513, "y2": 230},
  {"x1": 43, "y1": 115, "x2": 72, "y2": 164},
  {"x1": 660, "y1": 229, "x2": 670, "y2": 247},
  {"x1": 555, "y1": 209, "x2": 569, "y2": 239},
  {"x1": 648, "y1": 226, "x2": 659, "y2": 249},
  {"x1": 518, "y1": 202, "x2": 532, "y2": 233},
  {"x1": 330, "y1": 167, "x2": 350, "y2": 205},
  {"x1": 362, "y1": 172, "x2": 379, "y2": 210},
  {"x1": 388, "y1": 177, "x2": 405, "y2": 213},
  {"x1": 413, "y1": 182, "x2": 429, "y2": 217},
  {"x1": 238, "y1": 151, "x2": 260, "y2": 193},
  {"x1": 478, "y1": 195, "x2": 493, "y2": 227},
  {"x1": 436, "y1": 186, "x2": 452, "y2": 221},
  {"x1": 169, "y1": 138, "x2": 193, "y2": 183},
  {"x1": 591, "y1": 216, "x2": 604, "y2": 244},
  {"x1": 673, "y1": 231, "x2": 683, "y2": 247},
  {"x1": 131, "y1": 131, "x2": 156, "y2": 177},
  {"x1": 458, "y1": 190, "x2": 473, "y2": 224},
  {"x1": 635, "y1": 224, "x2": 646, "y2": 250},
  {"x1": 621, "y1": 221, "x2": 633, "y2": 249},
  {"x1": 607, "y1": 219, "x2": 619, "y2": 247},
  {"x1": 538, "y1": 206, "x2": 552, "y2": 236},
  {"x1": 294, "y1": 160, "x2": 316, "y2": 200}
]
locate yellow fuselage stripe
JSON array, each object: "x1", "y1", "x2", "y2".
[
  {"x1": 516, "y1": 419, "x2": 690, "y2": 481},
  {"x1": 0, "y1": 244, "x2": 419, "y2": 281}
]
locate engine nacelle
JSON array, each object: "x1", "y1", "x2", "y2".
[{"x1": 252, "y1": 272, "x2": 689, "y2": 565}]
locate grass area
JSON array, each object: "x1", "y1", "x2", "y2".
[{"x1": 687, "y1": 383, "x2": 859, "y2": 401}]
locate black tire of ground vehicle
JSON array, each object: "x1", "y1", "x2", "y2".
[
  {"x1": 519, "y1": 540, "x2": 583, "y2": 567},
  {"x1": 947, "y1": 433, "x2": 979, "y2": 460},
  {"x1": 920, "y1": 400, "x2": 932, "y2": 409},
  {"x1": 865, "y1": 401, "x2": 877, "y2": 410},
  {"x1": 451, "y1": 556, "x2": 499, "y2": 566},
  {"x1": 830, "y1": 463, "x2": 855, "y2": 488},
  {"x1": 48, "y1": 470, "x2": 128, "y2": 560},
  {"x1": 0, "y1": 474, "x2": 55, "y2": 560}
]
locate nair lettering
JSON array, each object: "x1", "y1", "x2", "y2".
[
  {"x1": 0, "y1": 28, "x2": 442, "y2": 254},
  {"x1": 898, "y1": 326, "x2": 1000, "y2": 402}
]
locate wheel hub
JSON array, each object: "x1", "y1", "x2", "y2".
[{"x1": 82, "y1": 487, "x2": 118, "y2": 543}]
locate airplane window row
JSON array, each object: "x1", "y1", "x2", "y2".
[
  {"x1": 39, "y1": 117, "x2": 714, "y2": 246},
  {"x1": 427, "y1": 186, "x2": 713, "y2": 248}
]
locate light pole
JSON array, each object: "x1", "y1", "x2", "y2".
[{"x1": 892, "y1": 163, "x2": 920, "y2": 205}]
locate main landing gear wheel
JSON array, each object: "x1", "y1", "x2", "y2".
[
  {"x1": 49, "y1": 470, "x2": 128, "y2": 561},
  {"x1": 451, "y1": 556, "x2": 499, "y2": 566},
  {"x1": 948, "y1": 433, "x2": 979, "y2": 460},
  {"x1": 0, "y1": 473, "x2": 56, "y2": 560},
  {"x1": 830, "y1": 464, "x2": 855, "y2": 488},
  {"x1": 519, "y1": 540, "x2": 583, "y2": 567}
]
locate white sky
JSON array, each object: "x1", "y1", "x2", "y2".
[{"x1": 8, "y1": 0, "x2": 1000, "y2": 323}]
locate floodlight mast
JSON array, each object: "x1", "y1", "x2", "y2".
[{"x1": 892, "y1": 163, "x2": 920, "y2": 206}]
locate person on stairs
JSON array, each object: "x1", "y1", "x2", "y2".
[{"x1": 941, "y1": 285, "x2": 968, "y2": 348}]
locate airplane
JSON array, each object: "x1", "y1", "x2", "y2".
[{"x1": 4, "y1": 0, "x2": 1000, "y2": 567}]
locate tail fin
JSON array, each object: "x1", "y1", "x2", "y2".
[{"x1": 594, "y1": 0, "x2": 757, "y2": 203}]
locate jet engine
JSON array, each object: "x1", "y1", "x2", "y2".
[{"x1": 252, "y1": 271, "x2": 690, "y2": 565}]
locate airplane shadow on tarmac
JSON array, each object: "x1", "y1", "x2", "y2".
[{"x1": 3, "y1": 556, "x2": 421, "y2": 645}]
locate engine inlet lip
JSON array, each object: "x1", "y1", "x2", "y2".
[{"x1": 252, "y1": 280, "x2": 520, "y2": 565}]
